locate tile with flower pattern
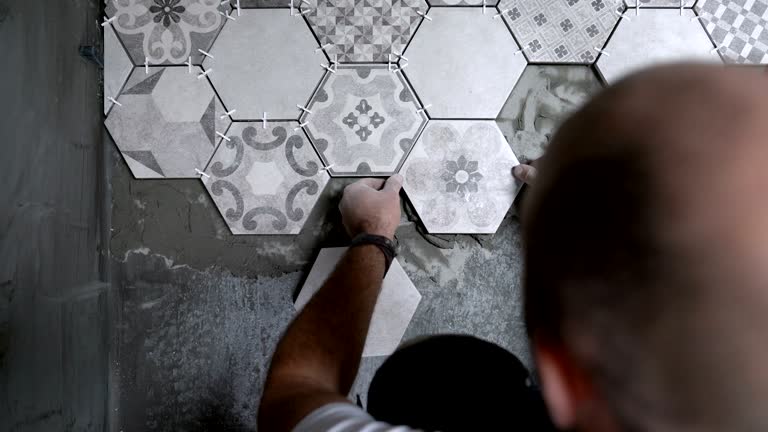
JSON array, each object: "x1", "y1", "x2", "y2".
[
  {"x1": 401, "y1": 121, "x2": 522, "y2": 234},
  {"x1": 303, "y1": 64, "x2": 427, "y2": 177}
]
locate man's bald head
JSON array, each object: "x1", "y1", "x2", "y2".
[{"x1": 523, "y1": 65, "x2": 768, "y2": 431}]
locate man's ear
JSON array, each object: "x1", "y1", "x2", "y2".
[{"x1": 534, "y1": 336, "x2": 590, "y2": 430}]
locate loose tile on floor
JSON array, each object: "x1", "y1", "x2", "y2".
[
  {"x1": 596, "y1": 8, "x2": 722, "y2": 84},
  {"x1": 499, "y1": 0, "x2": 625, "y2": 64},
  {"x1": 203, "y1": 9, "x2": 325, "y2": 120},
  {"x1": 302, "y1": 65, "x2": 428, "y2": 177},
  {"x1": 403, "y1": 8, "x2": 527, "y2": 119},
  {"x1": 295, "y1": 247, "x2": 422, "y2": 357},
  {"x1": 105, "y1": 67, "x2": 230, "y2": 178},
  {"x1": 401, "y1": 121, "x2": 522, "y2": 234},
  {"x1": 105, "y1": 0, "x2": 229, "y2": 65},
  {"x1": 696, "y1": 0, "x2": 768, "y2": 64},
  {"x1": 496, "y1": 65, "x2": 602, "y2": 163},
  {"x1": 202, "y1": 122, "x2": 330, "y2": 235},
  {"x1": 104, "y1": 25, "x2": 134, "y2": 115}
]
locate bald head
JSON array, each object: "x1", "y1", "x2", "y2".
[{"x1": 523, "y1": 65, "x2": 768, "y2": 431}]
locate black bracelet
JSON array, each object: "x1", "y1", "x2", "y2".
[{"x1": 349, "y1": 233, "x2": 397, "y2": 275}]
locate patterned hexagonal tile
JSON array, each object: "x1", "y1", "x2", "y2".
[
  {"x1": 499, "y1": 0, "x2": 625, "y2": 64},
  {"x1": 302, "y1": 65, "x2": 427, "y2": 177},
  {"x1": 104, "y1": 25, "x2": 134, "y2": 115},
  {"x1": 696, "y1": 0, "x2": 768, "y2": 64},
  {"x1": 202, "y1": 122, "x2": 330, "y2": 235},
  {"x1": 596, "y1": 8, "x2": 723, "y2": 84},
  {"x1": 401, "y1": 121, "x2": 522, "y2": 234},
  {"x1": 105, "y1": 0, "x2": 229, "y2": 65},
  {"x1": 403, "y1": 8, "x2": 527, "y2": 119},
  {"x1": 295, "y1": 247, "x2": 422, "y2": 357},
  {"x1": 300, "y1": 0, "x2": 428, "y2": 63},
  {"x1": 496, "y1": 65, "x2": 603, "y2": 163},
  {"x1": 105, "y1": 67, "x2": 230, "y2": 178},
  {"x1": 203, "y1": 9, "x2": 325, "y2": 120}
]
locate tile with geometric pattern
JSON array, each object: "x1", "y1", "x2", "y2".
[
  {"x1": 696, "y1": 0, "x2": 768, "y2": 64},
  {"x1": 104, "y1": 25, "x2": 134, "y2": 115},
  {"x1": 105, "y1": 67, "x2": 230, "y2": 178},
  {"x1": 202, "y1": 122, "x2": 330, "y2": 235},
  {"x1": 300, "y1": 0, "x2": 428, "y2": 63},
  {"x1": 499, "y1": 0, "x2": 625, "y2": 63}
]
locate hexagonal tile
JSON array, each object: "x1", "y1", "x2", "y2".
[
  {"x1": 403, "y1": 8, "x2": 526, "y2": 119},
  {"x1": 496, "y1": 65, "x2": 602, "y2": 163},
  {"x1": 625, "y1": 0, "x2": 694, "y2": 6},
  {"x1": 430, "y1": 0, "x2": 498, "y2": 5},
  {"x1": 300, "y1": 0, "x2": 428, "y2": 63},
  {"x1": 104, "y1": 25, "x2": 134, "y2": 115},
  {"x1": 295, "y1": 247, "x2": 422, "y2": 357},
  {"x1": 203, "y1": 9, "x2": 325, "y2": 120},
  {"x1": 228, "y1": 0, "x2": 287, "y2": 7},
  {"x1": 106, "y1": 67, "x2": 230, "y2": 178},
  {"x1": 499, "y1": 0, "x2": 625, "y2": 64},
  {"x1": 202, "y1": 122, "x2": 330, "y2": 235},
  {"x1": 302, "y1": 65, "x2": 427, "y2": 176},
  {"x1": 596, "y1": 9, "x2": 723, "y2": 84},
  {"x1": 696, "y1": 0, "x2": 768, "y2": 64},
  {"x1": 401, "y1": 120, "x2": 522, "y2": 234},
  {"x1": 105, "y1": 0, "x2": 229, "y2": 65}
]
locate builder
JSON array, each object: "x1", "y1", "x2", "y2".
[{"x1": 259, "y1": 64, "x2": 768, "y2": 431}]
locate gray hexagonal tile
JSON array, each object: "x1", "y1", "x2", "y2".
[
  {"x1": 496, "y1": 65, "x2": 602, "y2": 163},
  {"x1": 105, "y1": 0, "x2": 229, "y2": 65},
  {"x1": 625, "y1": 0, "x2": 694, "y2": 6},
  {"x1": 429, "y1": 0, "x2": 498, "y2": 5},
  {"x1": 106, "y1": 67, "x2": 230, "y2": 178},
  {"x1": 202, "y1": 121, "x2": 330, "y2": 235},
  {"x1": 499, "y1": 0, "x2": 624, "y2": 64},
  {"x1": 302, "y1": 64, "x2": 428, "y2": 177},
  {"x1": 403, "y1": 8, "x2": 527, "y2": 119},
  {"x1": 203, "y1": 9, "x2": 325, "y2": 120},
  {"x1": 301, "y1": 0, "x2": 428, "y2": 63},
  {"x1": 596, "y1": 8, "x2": 723, "y2": 84},
  {"x1": 295, "y1": 247, "x2": 422, "y2": 357},
  {"x1": 401, "y1": 120, "x2": 522, "y2": 234},
  {"x1": 104, "y1": 25, "x2": 134, "y2": 115},
  {"x1": 696, "y1": 0, "x2": 768, "y2": 64}
]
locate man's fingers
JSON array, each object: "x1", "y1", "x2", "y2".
[
  {"x1": 382, "y1": 174, "x2": 403, "y2": 194},
  {"x1": 513, "y1": 164, "x2": 538, "y2": 185},
  {"x1": 355, "y1": 178, "x2": 386, "y2": 190}
]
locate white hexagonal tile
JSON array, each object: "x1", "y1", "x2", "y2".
[
  {"x1": 203, "y1": 121, "x2": 330, "y2": 235},
  {"x1": 104, "y1": 25, "x2": 134, "y2": 115},
  {"x1": 295, "y1": 247, "x2": 422, "y2": 357},
  {"x1": 696, "y1": 0, "x2": 768, "y2": 64},
  {"x1": 302, "y1": 64, "x2": 427, "y2": 176},
  {"x1": 105, "y1": 67, "x2": 230, "y2": 178},
  {"x1": 401, "y1": 120, "x2": 522, "y2": 234},
  {"x1": 625, "y1": 0, "x2": 694, "y2": 7},
  {"x1": 203, "y1": 9, "x2": 325, "y2": 120},
  {"x1": 596, "y1": 8, "x2": 723, "y2": 84},
  {"x1": 403, "y1": 8, "x2": 527, "y2": 119},
  {"x1": 499, "y1": 0, "x2": 625, "y2": 64}
]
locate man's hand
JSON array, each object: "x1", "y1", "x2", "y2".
[
  {"x1": 339, "y1": 175, "x2": 403, "y2": 240},
  {"x1": 513, "y1": 164, "x2": 538, "y2": 186}
]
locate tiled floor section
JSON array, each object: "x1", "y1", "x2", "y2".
[
  {"x1": 105, "y1": 0, "x2": 228, "y2": 65},
  {"x1": 401, "y1": 121, "x2": 522, "y2": 234},
  {"x1": 596, "y1": 8, "x2": 723, "y2": 83},
  {"x1": 403, "y1": 8, "x2": 526, "y2": 119},
  {"x1": 302, "y1": 65, "x2": 427, "y2": 176},
  {"x1": 104, "y1": 25, "x2": 134, "y2": 114},
  {"x1": 301, "y1": 0, "x2": 427, "y2": 63},
  {"x1": 202, "y1": 122, "x2": 330, "y2": 234},
  {"x1": 496, "y1": 65, "x2": 602, "y2": 163},
  {"x1": 295, "y1": 247, "x2": 421, "y2": 357},
  {"x1": 499, "y1": 0, "x2": 625, "y2": 64},
  {"x1": 696, "y1": 0, "x2": 768, "y2": 64},
  {"x1": 105, "y1": 67, "x2": 230, "y2": 178},
  {"x1": 203, "y1": 9, "x2": 325, "y2": 120}
]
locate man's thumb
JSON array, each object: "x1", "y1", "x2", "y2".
[{"x1": 382, "y1": 174, "x2": 404, "y2": 194}]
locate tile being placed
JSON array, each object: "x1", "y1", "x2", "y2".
[
  {"x1": 403, "y1": 8, "x2": 526, "y2": 119},
  {"x1": 303, "y1": 65, "x2": 427, "y2": 176},
  {"x1": 696, "y1": 0, "x2": 768, "y2": 64},
  {"x1": 105, "y1": 0, "x2": 228, "y2": 65},
  {"x1": 301, "y1": 0, "x2": 427, "y2": 63},
  {"x1": 104, "y1": 25, "x2": 134, "y2": 115},
  {"x1": 204, "y1": 9, "x2": 325, "y2": 120},
  {"x1": 401, "y1": 121, "x2": 522, "y2": 234},
  {"x1": 203, "y1": 122, "x2": 330, "y2": 235},
  {"x1": 596, "y1": 8, "x2": 722, "y2": 84},
  {"x1": 105, "y1": 67, "x2": 230, "y2": 178},
  {"x1": 496, "y1": 66, "x2": 602, "y2": 163},
  {"x1": 295, "y1": 247, "x2": 422, "y2": 357},
  {"x1": 499, "y1": 0, "x2": 625, "y2": 64}
]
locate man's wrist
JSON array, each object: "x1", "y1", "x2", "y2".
[{"x1": 349, "y1": 233, "x2": 397, "y2": 275}]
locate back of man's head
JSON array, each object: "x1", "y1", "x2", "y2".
[{"x1": 522, "y1": 65, "x2": 768, "y2": 432}]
